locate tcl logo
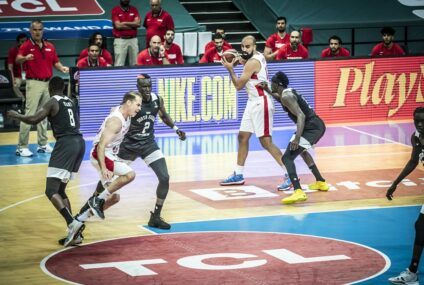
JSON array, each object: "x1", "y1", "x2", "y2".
[{"x1": 0, "y1": 0, "x2": 104, "y2": 17}]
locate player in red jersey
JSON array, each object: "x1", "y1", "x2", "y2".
[
  {"x1": 163, "y1": 29, "x2": 184, "y2": 65},
  {"x1": 321, "y1": 35, "x2": 350, "y2": 58},
  {"x1": 264, "y1": 16, "x2": 290, "y2": 61},
  {"x1": 371, "y1": 26, "x2": 405, "y2": 56},
  {"x1": 275, "y1": 30, "x2": 308, "y2": 60}
]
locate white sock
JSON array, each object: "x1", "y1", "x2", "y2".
[
  {"x1": 77, "y1": 209, "x2": 93, "y2": 222},
  {"x1": 98, "y1": 189, "x2": 111, "y2": 200},
  {"x1": 235, "y1": 165, "x2": 244, "y2": 175}
]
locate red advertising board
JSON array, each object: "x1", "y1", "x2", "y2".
[
  {"x1": 315, "y1": 56, "x2": 424, "y2": 123},
  {"x1": 0, "y1": 0, "x2": 104, "y2": 17}
]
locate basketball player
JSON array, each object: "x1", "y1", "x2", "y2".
[
  {"x1": 8, "y1": 77, "x2": 85, "y2": 247},
  {"x1": 79, "y1": 74, "x2": 185, "y2": 229},
  {"x1": 386, "y1": 107, "x2": 424, "y2": 285},
  {"x1": 261, "y1": 71, "x2": 329, "y2": 204},
  {"x1": 80, "y1": 91, "x2": 142, "y2": 221},
  {"x1": 220, "y1": 35, "x2": 291, "y2": 188}
]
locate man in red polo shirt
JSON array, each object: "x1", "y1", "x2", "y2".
[
  {"x1": 137, "y1": 35, "x2": 170, "y2": 65},
  {"x1": 203, "y1": 28, "x2": 232, "y2": 54},
  {"x1": 15, "y1": 20, "x2": 69, "y2": 157},
  {"x1": 264, "y1": 16, "x2": 290, "y2": 61},
  {"x1": 371, "y1": 26, "x2": 405, "y2": 56},
  {"x1": 77, "y1": 44, "x2": 109, "y2": 68},
  {"x1": 7, "y1": 33, "x2": 27, "y2": 98},
  {"x1": 163, "y1": 29, "x2": 183, "y2": 65},
  {"x1": 143, "y1": 0, "x2": 175, "y2": 48},
  {"x1": 275, "y1": 30, "x2": 309, "y2": 60},
  {"x1": 78, "y1": 32, "x2": 113, "y2": 65},
  {"x1": 112, "y1": 0, "x2": 141, "y2": 66},
  {"x1": 321, "y1": 35, "x2": 350, "y2": 58},
  {"x1": 199, "y1": 33, "x2": 230, "y2": 63}
]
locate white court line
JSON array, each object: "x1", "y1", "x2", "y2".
[{"x1": 342, "y1": 126, "x2": 410, "y2": 146}]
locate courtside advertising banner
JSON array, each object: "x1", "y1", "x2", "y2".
[
  {"x1": 77, "y1": 61, "x2": 314, "y2": 136},
  {"x1": 315, "y1": 56, "x2": 424, "y2": 123}
]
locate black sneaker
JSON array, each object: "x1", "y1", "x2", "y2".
[
  {"x1": 148, "y1": 211, "x2": 171, "y2": 230},
  {"x1": 58, "y1": 233, "x2": 84, "y2": 246},
  {"x1": 88, "y1": 196, "x2": 105, "y2": 219}
]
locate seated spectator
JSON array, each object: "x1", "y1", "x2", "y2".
[
  {"x1": 203, "y1": 28, "x2": 232, "y2": 54},
  {"x1": 163, "y1": 29, "x2": 184, "y2": 64},
  {"x1": 199, "y1": 33, "x2": 230, "y2": 63},
  {"x1": 78, "y1": 32, "x2": 113, "y2": 65},
  {"x1": 143, "y1": 0, "x2": 175, "y2": 48},
  {"x1": 275, "y1": 30, "x2": 308, "y2": 60},
  {"x1": 7, "y1": 33, "x2": 27, "y2": 98},
  {"x1": 321, "y1": 35, "x2": 350, "y2": 58},
  {"x1": 371, "y1": 26, "x2": 405, "y2": 56},
  {"x1": 264, "y1": 16, "x2": 290, "y2": 61},
  {"x1": 137, "y1": 35, "x2": 169, "y2": 65},
  {"x1": 76, "y1": 44, "x2": 109, "y2": 68}
]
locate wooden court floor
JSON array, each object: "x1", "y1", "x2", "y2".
[{"x1": 0, "y1": 122, "x2": 423, "y2": 284}]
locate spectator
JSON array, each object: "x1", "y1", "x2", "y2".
[
  {"x1": 199, "y1": 33, "x2": 230, "y2": 63},
  {"x1": 143, "y1": 0, "x2": 175, "y2": 48},
  {"x1": 7, "y1": 33, "x2": 27, "y2": 98},
  {"x1": 76, "y1": 44, "x2": 109, "y2": 68},
  {"x1": 275, "y1": 30, "x2": 308, "y2": 60},
  {"x1": 78, "y1": 32, "x2": 113, "y2": 65},
  {"x1": 321, "y1": 35, "x2": 350, "y2": 58},
  {"x1": 163, "y1": 29, "x2": 184, "y2": 65},
  {"x1": 264, "y1": 16, "x2": 290, "y2": 61},
  {"x1": 203, "y1": 28, "x2": 233, "y2": 54},
  {"x1": 371, "y1": 26, "x2": 405, "y2": 56},
  {"x1": 111, "y1": 0, "x2": 141, "y2": 66},
  {"x1": 137, "y1": 35, "x2": 169, "y2": 65},
  {"x1": 15, "y1": 20, "x2": 69, "y2": 157}
]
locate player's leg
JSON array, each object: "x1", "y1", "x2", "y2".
[
  {"x1": 220, "y1": 103, "x2": 253, "y2": 186},
  {"x1": 147, "y1": 157, "x2": 171, "y2": 229},
  {"x1": 300, "y1": 150, "x2": 329, "y2": 191},
  {"x1": 281, "y1": 146, "x2": 308, "y2": 204},
  {"x1": 389, "y1": 211, "x2": 423, "y2": 284}
]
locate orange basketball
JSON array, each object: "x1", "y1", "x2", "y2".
[{"x1": 222, "y1": 49, "x2": 239, "y2": 63}]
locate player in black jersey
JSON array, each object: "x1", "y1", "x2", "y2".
[
  {"x1": 261, "y1": 71, "x2": 329, "y2": 204},
  {"x1": 386, "y1": 107, "x2": 424, "y2": 285},
  {"x1": 76, "y1": 74, "x2": 185, "y2": 229},
  {"x1": 8, "y1": 77, "x2": 85, "y2": 247}
]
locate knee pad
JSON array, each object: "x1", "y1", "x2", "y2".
[
  {"x1": 45, "y1": 177, "x2": 61, "y2": 200},
  {"x1": 415, "y1": 213, "x2": 424, "y2": 246}
]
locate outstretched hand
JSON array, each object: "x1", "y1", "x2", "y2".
[
  {"x1": 176, "y1": 129, "x2": 186, "y2": 141},
  {"x1": 386, "y1": 185, "x2": 396, "y2": 200}
]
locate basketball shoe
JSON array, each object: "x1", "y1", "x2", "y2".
[
  {"x1": 308, "y1": 181, "x2": 330, "y2": 191},
  {"x1": 37, "y1": 143, "x2": 53, "y2": 153},
  {"x1": 58, "y1": 233, "x2": 83, "y2": 246},
  {"x1": 148, "y1": 211, "x2": 171, "y2": 229},
  {"x1": 277, "y1": 174, "x2": 293, "y2": 191},
  {"x1": 281, "y1": 189, "x2": 308, "y2": 204},
  {"x1": 220, "y1": 172, "x2": 245, "y2": 186},
  {"x1": 388, "y1": 268, "x2": 419, "y2": 285},
  {"x1": 88, "y1": 196, "x2": 105, "y2": 219},
  {"x1": 64, "y1": 219, "x2": 85, "y2": 247}
]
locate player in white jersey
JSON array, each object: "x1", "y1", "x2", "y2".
[
  {"x1": 220, "y1": 35, "x2": 290, "y2": 187},
  {"x1": 83, "y1": 91, "x2": 142, "y2": 220}
]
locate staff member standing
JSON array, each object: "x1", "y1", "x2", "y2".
[
  {"x1": 112, "y1": 0, "x2": 141, "y2": 66},
  {"x1": 143, "y1": 0, "x2": 174, "y2": 48},
  {"x1": 15, "y1": 20, "x2": 69, "y2": 157}
]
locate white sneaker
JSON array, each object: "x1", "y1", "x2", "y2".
[
  {"x1": 388, "y1": 268, "x2": 419, "y2": 285},
  {"x1": 37, "y1": 143, "x2": 53, "y2": 153},
  {"x1": 16, "y1": 147, "x2": 33, "y2": 157},
  {"x1": 64, "y1": 219, "x2": 85, "y2": 247}
]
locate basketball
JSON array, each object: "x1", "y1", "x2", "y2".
[{"x1": 222, "y1": 49, "x2": 239, "y2": 63}]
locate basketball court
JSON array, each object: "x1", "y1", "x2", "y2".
[{"x1": 0, "y1": 121, "x2": 423, "y2": 284}]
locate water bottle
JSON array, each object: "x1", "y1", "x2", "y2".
[{"x1": 0, "y1": 112, "x2": 4, "y2": 129}]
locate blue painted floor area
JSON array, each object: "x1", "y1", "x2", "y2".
[
  {"x1": 0, "y1": 122, "x2": 413, "y2": 166},
  {"x1": 146, "y1": 205, "x2": 422, "y2": 285}
]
